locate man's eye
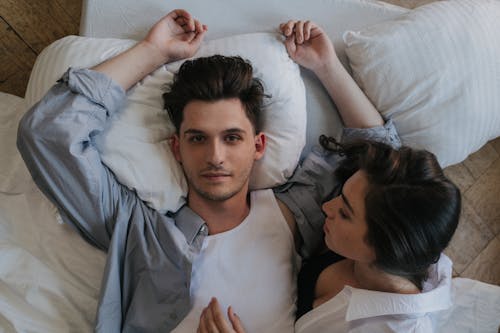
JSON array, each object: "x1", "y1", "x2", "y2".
[
  {"x1": 225, "y1": 135, "x2": 241, "y2": 142},
  {"x1": 189, "y1": 135, "x2": 205, "y2": 143}
]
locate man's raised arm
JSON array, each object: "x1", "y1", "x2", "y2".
[
  {"x1": 17, "y1": 9, "x2": 207, "y2": 250},
  {"x1": 93, "y1": 9, "x2": 206, "y2": 90}
]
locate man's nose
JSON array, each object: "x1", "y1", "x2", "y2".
[{"x1": 207, "y1": 139, "x2": 224, "y2": 166}]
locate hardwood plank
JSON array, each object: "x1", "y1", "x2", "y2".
[
  {"x1": 0, "y1": 0, "x2": 79, "y2": 53},
  {"x1": 0, "y1": 16, "x2": 37, "y2": 97},
  {"x1": 54, "y1": 0, "x2": 82, "y2": 23},
  {"x1": 0, "y1": 67, "x2": 32, "y2": 97}
]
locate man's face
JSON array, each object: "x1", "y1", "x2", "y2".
[{"x1": 171, "y1": 98, "x2": 266, "y2": 203}]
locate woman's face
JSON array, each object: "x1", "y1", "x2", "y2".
[{"x1": 322, "y1": 170, "x2": 376, "y2": 263}]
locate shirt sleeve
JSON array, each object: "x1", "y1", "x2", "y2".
[
  {"x1": 17, "y1": 68, "x2": 137, "y2": 250},
  {"x1": 275, "y1": 120, "x2": 402, "y2": 259}
]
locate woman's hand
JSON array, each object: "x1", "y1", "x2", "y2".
[
  {"x1": 197, "y1": 297, "x2": 246, "y2": 333},
  {"x1": 143, "y1": 9, "x2": 207, "y2": 64},
  {"x1": 279, "y1": 20, "x2": 337, "y2": 74}
]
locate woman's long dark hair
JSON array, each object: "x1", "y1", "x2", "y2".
[{"x1": 321, "y1": 136, "x2": 461, "y2": 290}]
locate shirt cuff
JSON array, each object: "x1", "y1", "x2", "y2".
[
  {"x1": 341, "y1": 118, "x2": 402, "y2": 149},
  {"x1": 59, "y1": 67, "x2": 126, "y2": 114}
]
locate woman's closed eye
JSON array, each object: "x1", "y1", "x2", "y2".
[{"x1": 339, "y1": 208, "x2": 350, "y2": 220}]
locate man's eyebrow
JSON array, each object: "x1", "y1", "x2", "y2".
[
  {"x1": 183, "y1": 128, "x2": 248, "y2": 137},
  {"x1": 341, "y1": 190, "x2": 355, "y2": 215},
  {"x1": 223, "y1": 128, "x2": 246, "y2": 135},
  {"x1": 183, "y1": 129, "x2": 205, "y2": 136}
]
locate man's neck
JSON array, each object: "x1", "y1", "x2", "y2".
[{"x1": 188, "y1": 190, "x2": 251, "y2": 235}]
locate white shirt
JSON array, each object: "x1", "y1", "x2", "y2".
[
  {"x1": 295, "y1": 254, "x2": 453, "y2": 333},
  {"x1": 172, "y1": 189, "x2": 300, "y2": 333}
]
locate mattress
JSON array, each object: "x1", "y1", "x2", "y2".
[{"x1": 80, "y1": 0, "x2": 408, "y2": 41}]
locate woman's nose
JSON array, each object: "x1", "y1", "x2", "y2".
[{"x1": 322, "y1": 196, "x2": 339, "y2": 216}]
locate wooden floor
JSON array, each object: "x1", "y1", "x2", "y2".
[
  {"x1": 0, "y1": 0, "x2": 81, "y2": 97},
  {"x1": 1, "y1": 0, "x2": 499, "y2": 286}
]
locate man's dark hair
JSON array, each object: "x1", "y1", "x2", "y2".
[
  {"x1": 163, "y1": 55, "x2": 266, "y2": 134},
  {"x1": 321, "y1": 137, "x2": 461, "y2": 290}
]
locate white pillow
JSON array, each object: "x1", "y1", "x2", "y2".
[
  {"x1": 343, "y1": 0, "x2": 500, "y2": 167},
  {"x1": 25, "y1": 33, "x2": 306, "y2": 213}
]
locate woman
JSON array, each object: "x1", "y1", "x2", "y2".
[{"x1": 196, "y1": 20, "x2": 461, "y2": 333}]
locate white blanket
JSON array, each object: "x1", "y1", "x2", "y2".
[
  {"x1": 0, "y1": 93, "x2": 104, "y2": 332},
  {"x1": 1, "y1": 91, "x2": 499, "y2": 332}
]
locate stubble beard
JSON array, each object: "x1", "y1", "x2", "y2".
[
  {"x1": 187, "y1": 166, "x2": 253, "y2": 203},
  {"x1": 191, "y1": 184, "x2": 244, "y2": 202}
]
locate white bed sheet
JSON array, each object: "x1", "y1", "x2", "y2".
[{"x1": 0, "y1": 93, "x2": 104, "y2": 332}]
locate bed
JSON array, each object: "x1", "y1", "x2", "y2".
[{"x1": 1, "y1": 0, "x2": 500, "y2": 332}]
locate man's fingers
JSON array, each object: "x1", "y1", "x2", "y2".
[
  {"x1": 304, "y1": 20, "x2": 312, "y2": 41},
  {"x1": 228, "y1": 306, "x2": 245, "y2": 333},
  {"x1": 210, "y1": 298, "x2": 233, "y2": 330},
  {"x1": 198, "y1": 308, "x2": 208, "y2": 333},
  {"x1": 285, "y1": 35, "x2": 297, "y2": 56},
  {"x1": 203, "y1": 303, "x2": 221, "y2": 333},
  {"x1": 175, "y1": 16, "x2": 188, "y2": 27},
  {"x1": 297, "y1": 21, "x2": 308, "y2": 44},
  {"x1": 190, "y1": 25, "x2": 207, "y2": 46},
  {"x1": 169, "y1": 9, "x2": 195, "y2": 31},
  {"x1": 194, "y1": 19, "x2": 204, "y2": 33},
  {"x1": 210, "y1": 298, "x2": 225, "y2": 322},
  {"x1": 281, "y1": 20, "x2": 296, "y2": 36}
]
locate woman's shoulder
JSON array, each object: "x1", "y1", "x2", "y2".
[
  {"x1": 313, "y1": 259, "x2": 359, "y2": 308},
  {"x1": 296, "y1": 251, "x2": 345, "y2": 319}
]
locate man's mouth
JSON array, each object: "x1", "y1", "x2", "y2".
[{"x1": 201, "y1": 172, "x2": 231, "y2": 180}]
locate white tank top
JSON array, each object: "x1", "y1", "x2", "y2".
[{"x1": 172, "y1": 189, "x2": 300, "y2": 333}]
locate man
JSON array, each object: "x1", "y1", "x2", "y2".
[{"x1": 17, "y1": 9, "x2": 400, "y2": 333}]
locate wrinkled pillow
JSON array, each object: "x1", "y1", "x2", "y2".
[
  {"x1": 343, "y1": 0, "x2": 500, "y2": 167},
  {"x1": 25, "y1": 33, "x2": 306, "y2": 213}
]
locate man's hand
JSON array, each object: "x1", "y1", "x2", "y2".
[
  {"x1": 197, "y1": 297, "x2": 246, "y2": 333},
  {"x1": 279, "y1": 20, "x2": 336, "y2": 74},
  {"x1": 143, "y1": 9, "x2": 207, "y2": 64},
  {"x1": 92, "y1": 9, "x2": 207, "y2": 91}
]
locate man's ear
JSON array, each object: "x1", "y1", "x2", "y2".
[
  {"x1": 170, "y1": 134, "x2": 182, "y2": 163},
  {"x1": 254, "y1": 132, "x2": 266, "y2": 161}
]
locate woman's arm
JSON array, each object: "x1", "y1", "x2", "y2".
[{"x1": 279, "y1": 20, "x2": 383, "y2": 129}]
